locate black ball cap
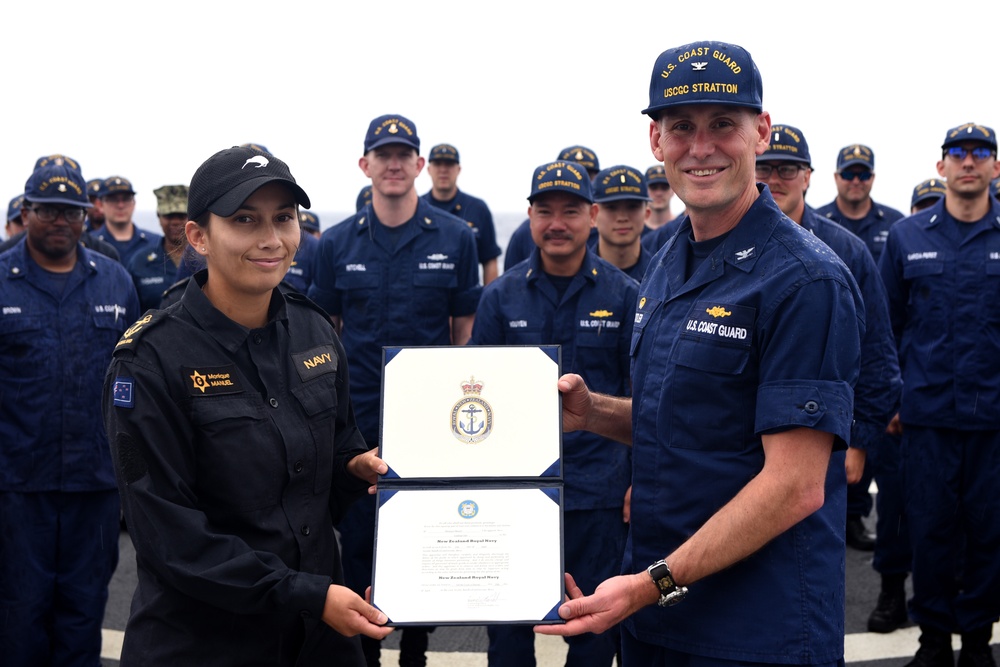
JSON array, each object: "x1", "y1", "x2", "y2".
[{"x1": 187, "y1": 146, "x2": 310, "y2": 220}]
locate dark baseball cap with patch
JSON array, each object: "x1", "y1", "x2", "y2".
[
  {"x1": 299, "y1": 210, "x2": 320, "y2": 232},
  {"x1": 593, "y1": 165, "x2": 650, "y2": 203},
  {"x1": 836, "y1": 145, "x2": 874, "y2": 171},
  {"x1": 910, "y1": 179, "x2": 947, "y2": 208},
  {"x1": 187, "y1": 146, "x2": 310, "y2": 220},
  {"x1": 760, "y1": 124, "x2": 811, "y2": 166},
  {"x1": 557, "y1": 146, "x2": 600, "y2": 172},
  {"x1": 428, "y1": 143, "x2": 460, "y2": 163},
  {"x1": 643, "y1": 41, "x2": 763, "y2": 117},
  {"x1": 34, "y1": 154, "x2": 83, "y2": 174},
  {"x1": 102, "y1": 176, "x2": 136, "y2": 197},
  {"x1": 24, "y1": 163, "x2": 93, "y2": 207},
  {"x1": 86, "y1": 178, "x2": 105, "y2": 199},
  {"x1": 8, "y1": 194, "x2": 25, "y2": 221},
  {"x1": 528, "y1": 161, "x2": 593, "y2": 203},
  {"x1": 645, "y1": 165, "x2": 669, "y2": 186},
  {"x1": 364, "y1": 114, "x2": 420, "y2": 154},
  {"x1": 941, "y1": 122, "x2": 997, "y2": 151}
]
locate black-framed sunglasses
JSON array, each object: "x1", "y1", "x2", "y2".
[
  {"x1": 945, "y1": 146, "x2": 995, "y2": 162},
  {"x1": 838, "y1": 171, "x2": 873, "y2": 182},
  {"x1": 29, "y1": 205, "x2": 87, "y2": 224},
  {"x1": 755, "y1": 164, "x2": 805, "y2": 180}
]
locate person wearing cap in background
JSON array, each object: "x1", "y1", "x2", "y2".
[
  {"x1": 95, "y1": 175, "x2": 162, "y2": 266},
  {"x1": 5, "y1": 194, "x2": 24, "y2": 240},
  {"x1": 644, "y1": 165, "x2": 677, "y2": 230},
  {"x1": 879, "y1": 123, "x2": 1000, "y2": 667},
  {"x1": 0, "y1": 160, "x2": 139, "y2": 666},
  {"x1": 591, "y1": 164, "x2": 654, "y2": 281},
  {"x1": 422, "y1": 143, "x2": 502, "y2": 285},
  {"x1": 125, "y1": 185, "x2": 190, "y2": 312},
  {"x1": 816, "y1": 144, "x2": 905, "y2": 264},
  {"x1": 310, "y1": 114, "x2": 480, "y2": 667},
  {"x1": 472, "y1": 161, "x2": 637, "y2": 667},
  {"x1": 757, "y1": 124, "x2": 908, "y2": 633},
  {"x1": 536, "y1": 41, "x2": 865, "y2": 667},
  {"x1": 281, "y1": 210, "x2": 320, "y2": 295},
  {"x1": 504, "y1": 145, "x2": 602, "y2": 272},
  {"x1": 85, "y1": 177, "x2": 105, "y2": 231},
  {"x1": 300, "y1": 210, "x2": 321, "y2": 238},
  {"x1": 910, "y1": 179, "x2": 947, "y2": 214},
  {"x1": 103, "y1": 145, "x2": 391, "y2": 666}
]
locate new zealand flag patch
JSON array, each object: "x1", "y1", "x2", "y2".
[{"x1": 113, "y1": 377, "x2": 135, "y2": 408}]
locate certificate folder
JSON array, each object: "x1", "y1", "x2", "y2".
[{"x1": 372, "y1": 346, "x2": 564, "y2": 625}]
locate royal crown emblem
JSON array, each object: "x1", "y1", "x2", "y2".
[{"x1": 451, "y1": 376, "x2": 493, "y2": 444}]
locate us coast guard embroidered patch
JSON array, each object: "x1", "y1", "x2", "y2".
[{"x1": 451, "y1": 376, "x2": 493, "y2": 444}]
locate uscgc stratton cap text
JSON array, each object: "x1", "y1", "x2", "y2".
[
  {"x1": 557, "y1": 146, "x2": 600, "y2": 172},
  {"x1": 593, "y1": 165, "x2": 650, "y2": 203},
  {"x1": 642, "y1": 41, "x2": 763, "y2": 117},
  {"x1": 761, "y1": 124, "x2": 811, "y2": 166},
  {"x1": 836, "y1": 145, "x2": 874, "y2": 171},
  {"x1": 941, "y1": 122, "x2": 997, "y2": 151},
  {"x1": 910, "y1": 179, "x2": 947, "y2": 208},
  {"x1": 528, "y1": 161, "x2": 593, "y2": 203}
]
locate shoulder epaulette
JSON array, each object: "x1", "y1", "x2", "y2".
[
  {"x1": 113, "y1": 309, "x2": 168, "y2": 353},
  {"x1": 283, "y1": 288, "x2": 335, "y2": 326}
]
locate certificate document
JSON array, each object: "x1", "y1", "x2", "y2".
[
  {"x1": 371, "y1": 486, "x2": 563, "y2": 624},
  {"x1": 373, "y1": 346, "x2": 565, "y2": 625}
]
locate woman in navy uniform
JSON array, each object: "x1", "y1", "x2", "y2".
[{"x1": 102, "y1": 146, "x2": 391, "y2": 666}]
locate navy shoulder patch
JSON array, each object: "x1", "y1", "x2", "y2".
[
  {"x1": 183, "y1": 365, "x2": 243, "y2": 396},
  {"x1": 114, "y1": 310, "x2": 166, "y2": 352},
  {"x1": 112, "y1": 376, "x2": 135, "y2": 408},
  {"x1": 293, "y1": 345, "x2": 339, "y2": 382}
]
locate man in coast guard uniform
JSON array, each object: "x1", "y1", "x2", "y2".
[
  {"x1": 127, "y1": 184, "x2": 189, "y2": 312},
  {"x1": 757, "y1": 125, "x2": 908, "y2": 632},
  {"x1": 95, "y1": 175, "x2": 162, "y2": 266},
  {"x1": 591, "y1": 164, "x2": 654, "y2": 282},
  {"x1": 879, "y1": 123, "x2": 1000, "y2": 667},
  {"x1": 0, "y1": 161, "x2": 139, "y2": 666},
  {"x1": 471, "y1": 161, "x2": 638, "y2": 667},
  {"x1": 535, "y1": 41, "x2": 865, "y2": 667},
  {"x1": 422, "y1": 143, "x2": 502, "y2": 285},
  {"x1": 910, "y1": 179, "x2": 947, "y2": 214},
  {"x1": 309, "y1": 114, "x2": 481, "y2": 667}
]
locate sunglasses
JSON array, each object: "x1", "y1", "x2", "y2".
[
  {"x1": 838, "y1": 171, "x2": 873, "y2": 182},
  {"x1": 945, "y1": 146, "x2": 995, "y2": 162}
]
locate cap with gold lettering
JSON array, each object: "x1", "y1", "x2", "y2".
[
  {"x1": 24, "y1": 163, "x2": 93, "y2": 207},
  {"x1": 33, "y1": 154, "x2": 83, "y2": 175},
  {"x1": 299, "y1": 210, "x2": 320, "y2": 233},
  {"x1": 8, "y1": 195, "x2": 25, "y2": 222},
  {"x1": 557, "y1": 146, "x2": 600, "y2": 173},
  {"x1": 528, "y1": 161, "x2": 593, "y2": 203},
  {"x1": 428, "y1": 143, "x2": 460, "y2": 163},
  {"x1": 645, "y1": 165, "x2": 669, "y2": 187},
  {"x1": 154, "y1": 184, "x2": 189, "y2": 216},
  {"x1": 642, "y1": 41, "x2": 763, "y2": 117},
  {"x1": 941, "y1": 122, "x2": 997, "y2": 151},
  {"x1": 102, "y1": 176, "x2": 136, "y2": 198},
  {"x1": 356, "y1": 185, "x2": 372, "y2": 212},
  {"x1": 364, "y1": 114, "x2": 420, "y2": 154},
  {"x1": 760, "y1": 124, "x2": 811, "y2": 166},
  {"x1": 86, "y1": 178, "x2": 105, "y2": 200},
  {"x1": 836, "y1": 145, "x2": 874, "y2": 171},
  {"x1": 593, "y1": 165, "x2": 650, "y2": 203},
  {"x1": 910, "y1": 179, "x2": 946, "y2": 209}
]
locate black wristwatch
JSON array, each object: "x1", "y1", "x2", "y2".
[{"x1": 646, "y1": 560, "x2": 688, "y2": 607}]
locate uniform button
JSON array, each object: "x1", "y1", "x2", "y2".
[
  {"x1": 253, "y1": 334, "x2": 263, "y2": 344},
  {"x1": 294, "y1": 460, "x2": 304, "y2": 473},
  {"x1": 301, "y1": 524, "x2": 310, "y2": 536},
  {"x1": 269, "y1": 398, "x2": 279, "y2": 408},
  {"x1": 804, "y1": 400, "x2": 819, "y2": 414}
]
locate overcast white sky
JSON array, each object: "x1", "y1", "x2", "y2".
[{"x1": 3, "y1": 0, "x2": 997, "y2": 232}]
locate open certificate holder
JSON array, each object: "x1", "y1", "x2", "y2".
[{"x1": 371, "y1": 346, "x2": 564, "y2": 626}]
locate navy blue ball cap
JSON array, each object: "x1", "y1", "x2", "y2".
[
  {"x1": 593, "y1": 165, "x2": 650, "y2": 203},
  {"x1": 911, "y1": 178, "x2": 947, "y2": 208},
  {"x1": 428, "y1": 143, "x2": 460, "y2": 163},
  {"x1": 356, "y1": 185, "x2": 372, "y2": 212},
  {"x1": 528, "y1": 161, "x2": 593, "y2": 203},
  {"x1": 8, "y1": 194, "x2": 25, "y2": 221},
  {"x1": 557, "y1": 146, "x2": 600, "y2": 172},
  {"x1": 837, "y1": 144, "x2": 874, "y2": 171},
  {"x1": 760, "y1": 124, "x2": 811, "y2": 165},
  {"x1": 645, "y1": 165, "x2": 669, "y2": 186},
  {"x1": 33, "y1": 154, "x2": 83, "y2": 174},
  {"x1": 299, "y1": 210, "x2": 320, "y2": 232},
  {"x1": 86, "y1": 178, "x2": 105, "y2": 199},
  {"x1": 187, "y1": 146, "x2": 310, "y2": 220},
  {"x1": 102, "y1": 176, "x2": 136, "y2": 197},
  {"x1": 364, "y1": 114, "x2": 420, "y2": 154},
  {"x1": 941, "y1": 122, "x2": 997, "y2": 151},
  {"x1": 24, "y1": 163, "x2": 93, "y2": 207},
  {"x1": 643, "y1": 41, "x2": 763, "y2": 117}
]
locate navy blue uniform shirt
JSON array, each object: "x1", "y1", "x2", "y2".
[
  {"x1": 815, "y1": 199, "x2": 904, "y2": 264},
  {"x1": 422, "y1": 189, "x2": 502, "y2": 265},
  {"x1": 283, "y1": 229, "x2": 319, "y2": 295},
  {"x1": 95, "y1": 226, "x2": 162, "y2": 267},
  {"x1": 126, "y1": 238, "x2": 181, "y2": 313}
]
